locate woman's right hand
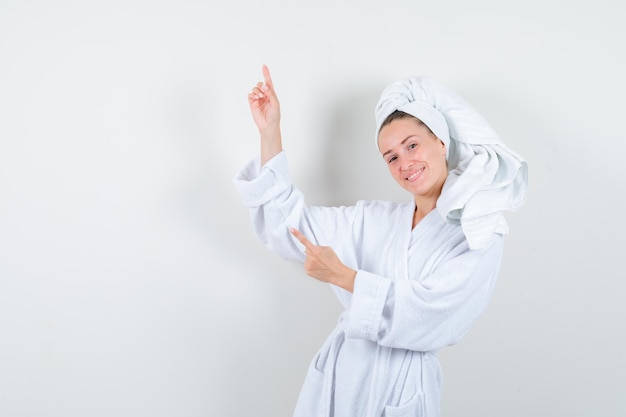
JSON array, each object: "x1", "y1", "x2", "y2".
[{"x1": 248, "y1": 65, "x2": 281, "y2": 134}]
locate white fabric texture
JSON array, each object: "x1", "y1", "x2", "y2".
[
  {"x1": 233, "y1": 152, "x2": 504, "y2": 417},
  {"x1": 375, "y1": 76, "x2": 528, "y2": 249}
]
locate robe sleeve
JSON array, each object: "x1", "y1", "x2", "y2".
[
  {"x1": 233, "y1": 151, "x2": 357, "y2": 263},
  {"x1": 345, "y1": 235, "x2": 503, "y2": 352}
]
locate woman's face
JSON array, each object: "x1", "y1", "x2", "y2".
[{"x1": 378, "y1": 117, "x2": 448, "y2": 201}]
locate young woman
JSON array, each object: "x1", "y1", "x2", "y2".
[{"x1": 234, "y1": 65, "x2": 527, "y2": 417}]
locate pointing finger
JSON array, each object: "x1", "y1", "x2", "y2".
[
  {"x1": 289, "y1": 228, "x2": 315, "y2": 250},
  {"x1": 262, "y1": 64, "x2": 274, "y2": 90}
]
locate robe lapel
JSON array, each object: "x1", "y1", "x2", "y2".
[{"x1": 394, "y1": 200, "x2": 416, "y2": 281}]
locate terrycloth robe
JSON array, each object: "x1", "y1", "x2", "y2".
[{"x1": 234, "y1": 151, "x2": 504, "y2": 417}]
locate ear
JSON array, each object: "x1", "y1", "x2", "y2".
[{"x1": 440, "y1": 140, "x2": 447, "y2": 155}]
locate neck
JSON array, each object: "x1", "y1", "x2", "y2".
[{"x1": 412, "y1": 197, "x2": 437, "y2": 228}]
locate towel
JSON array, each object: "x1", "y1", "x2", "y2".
[{"x1": 375, "y1": 76, "x2": 528, "y2": 249}]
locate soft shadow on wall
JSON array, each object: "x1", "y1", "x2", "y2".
[{"x1": 316, "y1": 86, "x2": 409, "y2": 208}]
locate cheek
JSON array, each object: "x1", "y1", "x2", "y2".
[
  {"x1": 386, "y1": 164, "x2": 399, "y2": 179},
  {"x1": 436, "y1": 157, "x2": 448, "y2": 175}
]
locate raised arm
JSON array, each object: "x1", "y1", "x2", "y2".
[
  {"x1": 248, "y1": 65, "x2": 282, "y2": 166},
  {"x1": 238, "y1": 66, "x2": 362, "y2": 274}
]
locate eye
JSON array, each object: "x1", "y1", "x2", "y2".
[
  {"x1": 387, "y1": 155, "x2": 397, "y2": 164},
  {"x1": 408, "y1": 142, "x2": 417, "y2": 150}
]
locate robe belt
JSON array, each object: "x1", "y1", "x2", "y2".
[
  {"x1": 364, "y1": 344, "x2": 393, "y2": 417},
  {"x1": 318, "y1": 314, "x2": 346, "y2": 417},
  {"x1": 317, "y1": 313, "x2": 394, "y2": 417}
]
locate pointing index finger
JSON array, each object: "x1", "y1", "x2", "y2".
[
  {"x1": 262, "y1": 64, "x2": 274, "y2": 90},
  {"x1": 289, "y1": 228, "x2": 315, "y2": 250}
]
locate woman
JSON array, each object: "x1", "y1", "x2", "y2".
[{"x1": 234, "y1": 65, "x2": 527, "y2": 417}]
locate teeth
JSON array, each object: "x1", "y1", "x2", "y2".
[{"x1": 407, "y1": 168, "x2": 424, "y2": 180}]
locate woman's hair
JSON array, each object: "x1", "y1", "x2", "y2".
[{"x1": 379, "y1": 110, "x2": 436, "y2": 137}]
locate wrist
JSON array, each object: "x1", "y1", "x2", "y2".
[
  {"x1": 259, "y1": 124, "x2": 281, "y2": 140},
  {"x1": 260, "y1": 129, "x2": 283, "y2": 166},
  {"x1": 335, "y1": 267, "x2": 356, "y2": 293}
]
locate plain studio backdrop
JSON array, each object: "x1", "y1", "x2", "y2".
[{"x1": 1, "y1": 1, "x2": 624, "y2": 416}]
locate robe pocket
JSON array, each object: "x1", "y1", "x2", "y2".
[
  {"x1": 293, "y1": 358, "x2": 325, "y2": 417},
  {"x1": 313, "y1": 332, "x2": 338, "y2": 374},
  {"x1": 313, "y1": 348, "x2": 328, "y2": 374},
  {"x1": 382, "y1": 391, "x2": 425, "y2": 417},
  {"x1": 302, "y1": 349, "x2": 327, "y2": 399}
]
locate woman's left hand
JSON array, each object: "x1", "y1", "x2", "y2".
[{"x1": 290, "y1": 228, "x2": 356, "y2": 293}]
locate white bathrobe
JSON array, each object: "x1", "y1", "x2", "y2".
[{"x1": 234, "y1": 151, "x2": 504, "y2": 417}]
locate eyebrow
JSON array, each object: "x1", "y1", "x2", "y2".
[{"x1": 381, "y1": 135, "x2": 416, "y2": 158}]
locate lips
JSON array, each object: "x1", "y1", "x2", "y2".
[{"x1": 406, "y1": 167, "x2": 425, "y2": 182}]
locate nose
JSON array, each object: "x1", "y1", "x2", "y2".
[{"x1": 399, "y1": 155, "x2": 413, "y2": 170}]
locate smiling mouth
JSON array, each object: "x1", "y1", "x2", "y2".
[{"x1": 406, "y1": 167, "x2": 425, "y2": 181}]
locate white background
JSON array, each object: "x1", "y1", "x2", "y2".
[{"x1": 1, "y1": 1, "x2": 624, "y2": 416}]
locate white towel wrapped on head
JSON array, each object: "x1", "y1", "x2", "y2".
[{"x1": 375, "y1": 76, "x2": 528, "y2": 249}]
